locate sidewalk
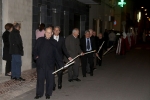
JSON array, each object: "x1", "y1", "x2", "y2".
[
  {"x1": 0, "y1": 48, "x2": 116, "y2": 100},
  {"x1": 0, "y1": 68, "x2": 68, "y2": 100},
  {"x1": 0, "y1": 68, "x2": 37, "y2": 100}
]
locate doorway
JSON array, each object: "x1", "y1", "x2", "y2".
[{"x1": 74, "y1": 14, "x2": 80, "y2": 29}]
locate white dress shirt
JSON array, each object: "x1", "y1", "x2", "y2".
[{"x1": 54, "y1": 35, "x2": 59, "y2": 42}]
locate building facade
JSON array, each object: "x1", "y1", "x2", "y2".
[
  {"x1": 89, "y1": 0, "x2": 116, "y2": 34},
  {"x1": 0, "y1": 0, "x2": 90, "y2": 74},
  {"x1": 0, "y1": 0, "x2": 2, "y2": 74},
  {"x1": 88, "y1": 0, "x2": 135, "y2": 34}
]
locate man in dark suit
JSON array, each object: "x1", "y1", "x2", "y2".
[
  {"x1": 65, "y1": 28, "x2": 83, "y2": 82},
  {"x1": 91, "y1": 31, "x2": 98, "y2": 69},
  {"x1": 80, "y1": 30, "x2": 96, "y2": 77},
  {"x1": 33, "y1": 27, "x2": 64, "y2": 99},
  {"x1": 53, "y1": 26, "x2": 72, "y2": 90}
]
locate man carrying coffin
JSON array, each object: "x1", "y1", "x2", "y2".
[{"x1": 33, "y1": 27, "x2": 64, "y2": 99}]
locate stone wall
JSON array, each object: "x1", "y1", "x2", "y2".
[
  {"x1": 2, "y1": 0, "x2": 32, "y2": 74},
  {"x1": 0, "y1": 0, "x2": 2, "y2": 74}
]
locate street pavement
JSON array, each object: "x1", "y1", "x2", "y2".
[{"x1": 4, "y1": 43, "x2": 150, "y2": 100}]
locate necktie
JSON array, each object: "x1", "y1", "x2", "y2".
[{"x1": 87, "y1": 38, "x2": 90, "y2": 50}]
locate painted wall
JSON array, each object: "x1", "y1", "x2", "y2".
[
  {"x1": 2, "y1": 0, "x2": 32, "y2": 74},
  {"x1": 89, "y1": 0, "x2": 116, "y2": 34},
  {"x1": 114, "y1": 3, "x2": 122, "y2": 31},
  {"x1": 0, "y1": 0, "x2": 2, "y2": 74}
]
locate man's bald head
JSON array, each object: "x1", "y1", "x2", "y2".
[{"x1": 45, "y1": 27, "x2": 53, "y2": 39}]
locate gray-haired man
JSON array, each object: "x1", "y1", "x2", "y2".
[{"x1": 65, "y1": 28, "x2": 83, "y2": 82}]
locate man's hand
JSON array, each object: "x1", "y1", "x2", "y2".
[
  {"x1": 96, "y1": 53, "x2": 98, "y2": 57},
  {"x1": 80, "y1": 52, "x2": 84, "y2": 56},
  {"x1": 68, "y1": 57, "x2": 73, "y2": 61},
  {"x1": 36, "y1": 56, "x2": 39, "y2": 59}
]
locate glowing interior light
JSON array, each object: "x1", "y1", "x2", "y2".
[{"x1": 137, "y1": 12, "x2": 141, "y2": 22}]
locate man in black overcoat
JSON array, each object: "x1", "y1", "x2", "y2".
[{"x1": 33, "y1": 27, "x2": 64, "y2": 99}]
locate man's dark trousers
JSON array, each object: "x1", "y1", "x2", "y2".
[
  {"x1": 36, "y1": 69, "x2": 54, "y2": 96},
  {"x1": 55, "y1": 63, "x2": 63, "y2": 85},
  {"x1": 11, "y1": 55, "x2": 21, "y2": 78},
  {"x1": 81, "y1": 53, "x2": 94, "y2": 76}
]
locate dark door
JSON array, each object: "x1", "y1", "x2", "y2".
[{"x1": 74, "y1": 14, "x2": 80, "y2": 29}]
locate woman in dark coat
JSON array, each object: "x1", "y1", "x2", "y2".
[{"x1": 2, "y1": 23, "x2": 13, "y2": 76}]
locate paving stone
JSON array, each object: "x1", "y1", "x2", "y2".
[
  {"x1": 0, "y1": 68, "x2": 37, "y2": 100},
  {"x1": 0, "y1": 68, "x2": 68, "y2": 100}
]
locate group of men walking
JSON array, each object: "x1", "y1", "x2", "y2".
[{"x1": 33, "y1": 24, "x2": 105, "y2": 99}]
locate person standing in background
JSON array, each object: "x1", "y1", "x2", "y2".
[
  {"x1": 108, "y1": 30, "x2": 116, "y2": 48},
  {"x1": 35, "y1": 23, "x2": 45, "y2": 40},
  {"x1": 103, "y1": 29, "x2": 109, "y2": 51},
  {"x1": 92, "y1": 31, "x2": 98, "y2": 69},
  {"x1": 96, "y1": 33, "x2": 104, "y2": 66},
  {"x1": 9, "y1": 23, "x2": 25, "y2": 81},
  {"x1": 2, "y1": 23, "x2": 13, "y2": 76}
]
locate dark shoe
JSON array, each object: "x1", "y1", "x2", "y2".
[
  {"x1": 34, "y1": 95, "x2": 42, "y2": 99},
  {"x1": 46, "y1": 95, "x2": 50, "y2": 99},
  {"x1": 58, "y1": 84, "x2": 62, "y2": 89},
  {"x1": 53, "y1": 84, "x2": 56, "y2": 91},
  {"x1": 16, "y1": 77, "x2": 26, "y2": 81},
  {"x1": 11, "y1": 77, "x2": 17, "y2": 80},
  {"x1": 93, "y1": 68, "x2": 97, "y2": 70},
  {"x1": 73, "y1": 78, "x2": 81, "y2": 81},
  {"x1": 90, "y1": 73, "x2": 93, "y2": 76},
  {"x1": 68, "y1": 79, "x2": 73, "y2": 82},
  {"x1": 83, "y1": 75, "x2": 86, "y2": 77},
  {"x1": 53, "y1": 86, "x2": 55, "y2": 91}
]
